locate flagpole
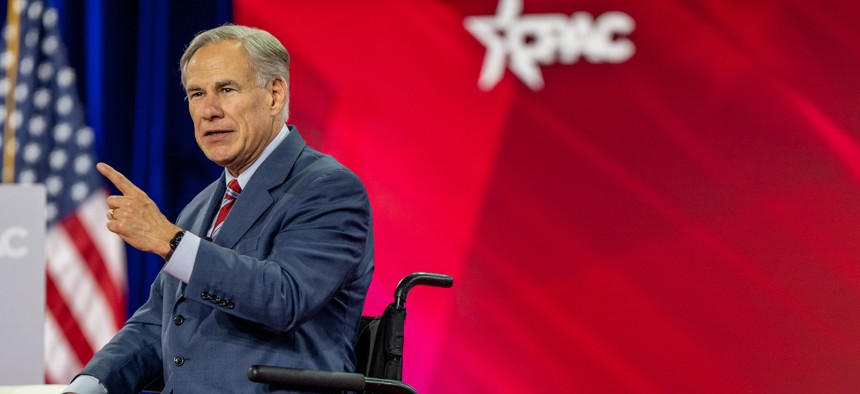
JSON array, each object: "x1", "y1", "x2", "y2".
[{"x1": 3, "y1": 0, "x2": 21, "y2": 184}]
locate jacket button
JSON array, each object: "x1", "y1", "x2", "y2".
[
  {"x1": 226, "y1": 301, "x2": 235, "y2": 309},
  {"x1": 201, "y1": 292, "x2": 211, "y2": 301},
  {"x1": 173, "y1": 356, "x2": 185, "y2": 366},
  {"x1": 173, "y1": 315, "x2": 185, "y2": 326}
]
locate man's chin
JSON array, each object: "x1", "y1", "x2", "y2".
[{"x1": 202, "y1": 151, "x2": 234, "y2": 168}]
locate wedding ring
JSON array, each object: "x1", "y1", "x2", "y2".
[{"x1": 108, "y1": 209, "x2": 116, "y2": 220}]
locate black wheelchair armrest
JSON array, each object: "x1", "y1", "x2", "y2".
[
  {"x1": 394, "y1": 272, "x2": 453, "y2": 309},
  {"x1": 248, "y1": 365, "x2": 419, "y2": 394}
]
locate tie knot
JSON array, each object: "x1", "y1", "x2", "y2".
[{"x1": 226, "y1": 179, "x2": 242, "y2": 198}]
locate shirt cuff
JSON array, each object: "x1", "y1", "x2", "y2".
[
  {"x1": 163, "y1": 231, "x2": 201, "y2": 283},
  {"x1": 63, "y1": 374, "x2": 108, "y2": 394}
]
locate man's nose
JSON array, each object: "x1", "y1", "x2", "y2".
[{"x1": 201, "y1": 94, "x2": 224, "y2": 119}]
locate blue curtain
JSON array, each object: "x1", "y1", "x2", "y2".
[{"x1": 52, "y1": 0, "x2": 232, "y2": 316}]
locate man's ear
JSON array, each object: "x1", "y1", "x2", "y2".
[{"x1": 269, "y1": 76, "x2": 288, "y2": 116}]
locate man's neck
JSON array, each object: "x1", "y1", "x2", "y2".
[{"x1": 225, "y1": 124, "x2": 290, "y2": 184}]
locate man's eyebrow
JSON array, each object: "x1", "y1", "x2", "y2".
[
  {"x1": 185, "y1": 80, "x2": 239, "y2": 93},
  {"x1": 215, "y1": 80, "x2": 238, "y2": 89}
]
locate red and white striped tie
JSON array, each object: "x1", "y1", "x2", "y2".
[{"x1": 210, "y1": 179, "x2": 241, "y2": 239}]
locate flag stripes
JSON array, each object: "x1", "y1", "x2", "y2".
[{"x1": 44, "y1": 192, "x2": 125, "y2": 382}]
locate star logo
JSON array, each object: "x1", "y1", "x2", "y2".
[{"x1": 465, "y1": 0, "x2": 636, "y2": 91}]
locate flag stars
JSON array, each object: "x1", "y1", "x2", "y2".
[
  {"x1": 41, "y1": 34, "x2": 58, "y2": 55},
  {"x1": 49, "y1": 149, "x2": 67, "y2": 170},
  {"x1": 33, "y1": 88, "x2": 50, "y2": 109},
  {"x1": 57, "y1": 67, "x2": 74, "y2": 87},
  {"x1": 46, "y1": 175, "x2": 62, "y2": 196},
  {"x1": 23, "y1": 142, "x2": 41, "y2": 163},
  {"x1": 0, "y1": 50, "x2": 11, "y2": 69},
  {"x1": 28, "y1": 1, "x2": 44, "y2": 21},
  {"x1": 18, "y1": 169, "x2": 36, "y2": 184},
  {"x1": 2, "y1": 24, "x2": 18, "y2": 43},
  {"x1": 20, "y1": 56, "x2": 34, "y2": 75},
  {"x1": 37, "y1": 62, "x2": 53, "y2": 82},
  {"x1": 71, "y1": 182, "x2": 89, "y2": 202},
  {"x1": 25, "y1": 29, "x2": 39, "y2": 49},
  {"x1": 15, "y1": 82, "x2": 30, "y2": 102},
  {"x1": 56, "y1": 95, "x2": 72, "y2": 115},
  {"x1": 77, "y1": 126, "x2": 94, "y2": 148},
  {"x1": 54, "y1": 123, "x2": 71, "y2": 142},
  {"x1": 74, "y1": 155, "x2": 92, "y2": 175},
  {"x1": 29, "y1": 115, "x2": 46, "y2": 136},
  {"x1": 42, "y1": 7, "x2": 57, "y2": 29}
]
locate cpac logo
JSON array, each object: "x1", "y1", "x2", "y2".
[
  {"x1": 465, "y1": 0, "x2": 636, "y2": 91},
  {"x1": 0, "y1": 227, "x2": 28, "y2": 258}
]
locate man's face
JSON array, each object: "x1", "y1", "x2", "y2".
[{"x1": 184, "y1": 40, "x2": 284, "y2": 175}]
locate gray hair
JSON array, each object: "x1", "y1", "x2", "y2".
[{"x1": 180, "y1": 24, "x2": 290, "y2": 118}]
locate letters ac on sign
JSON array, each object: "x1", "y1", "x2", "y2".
[
  {"x1": 465, "y1": 0, "x2": 635, "y2": 91},
  {"x1": 0, "y1": 227, "x2": 28, "y2": 258}
]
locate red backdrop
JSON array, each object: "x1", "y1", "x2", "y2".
[{"x1": 236, "y1": 1, "x2": 860, "y2": 392}]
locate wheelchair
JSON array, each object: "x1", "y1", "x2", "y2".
[{"x1": 248, "y1": 272, "x2": 454, "y2": 394}]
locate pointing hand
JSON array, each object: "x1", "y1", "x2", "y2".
[{"x1": 97, "y1": 162, "x2": 182, "y2": 259}]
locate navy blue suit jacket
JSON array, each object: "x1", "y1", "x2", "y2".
[{"x1": 81, "y1": 127, "x2": 374, "y2": 393}]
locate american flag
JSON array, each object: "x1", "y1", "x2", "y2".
[{"x1": 0, "y1": 0, "x2": 126, "y2": 383}]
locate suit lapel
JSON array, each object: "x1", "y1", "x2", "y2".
[{"x1": 212, "y1": 127, "x2": 307, "y2": 249}]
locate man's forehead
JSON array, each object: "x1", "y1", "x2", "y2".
[{"x1": 186, "y1": 53, "x2": 254, "y2": 87}]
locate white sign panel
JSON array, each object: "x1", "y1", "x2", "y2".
[{"x1": 0, "y1": 185, "x2": 46, "y2": 385}]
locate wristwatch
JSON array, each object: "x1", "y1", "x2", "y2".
[{"x1": 165, "y1": 230, "x2": 185, "y2": 261}]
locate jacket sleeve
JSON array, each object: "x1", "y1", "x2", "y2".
[{"x1": 79, "y1": 271, "x2": 166, "y2": 393}]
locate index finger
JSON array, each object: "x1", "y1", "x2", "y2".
[{"x1": 97, "y1": 162, "x2": 141, "y2": 196}]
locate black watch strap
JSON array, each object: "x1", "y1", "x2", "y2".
[{"x1": 165, "y1": 230, "x2": 185, "y2": 261}]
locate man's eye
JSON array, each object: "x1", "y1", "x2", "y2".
[
  {"x1": 221, "y1": 87, "x2": 235, "y2": 93},
  {"x1": 187, "y1": 92, "x2": 203, "y2": 100}
]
